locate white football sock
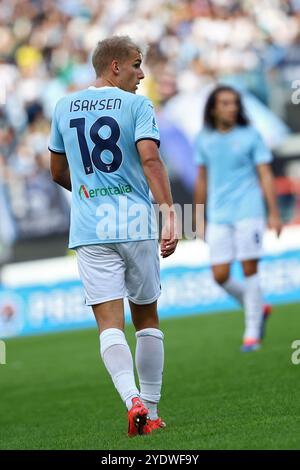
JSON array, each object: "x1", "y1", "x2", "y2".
[
  {"x1": 243, "y1": 273, "x2": 263, "y2": 341},
  {"x1": 100, "y1": 328, "x2": 139, "y2": 410},
  {"x1": 222, "y1": 277, "x2": 244, "y2": 306},
  {"x1": 135, "y1": 328, "x2": 164, "y2": 420}
]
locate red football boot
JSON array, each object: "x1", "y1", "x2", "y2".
[
  {"x1": 144, "y1": 417, "x2": 166, "y2": 434},
  {"x1": 260, "y1": 304, "x2": 272, "y2": 340},
  {"x1": 127, "y1": 397, "x2": 149, "y2": 437}
]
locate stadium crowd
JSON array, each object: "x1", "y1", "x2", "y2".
[{"x1": 0, "y1": 0, "x2": 300, "y2": 252}]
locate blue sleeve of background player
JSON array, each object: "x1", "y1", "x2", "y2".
[{"x1": 252, "y1": 129, "x2": 272, "y2": 165}]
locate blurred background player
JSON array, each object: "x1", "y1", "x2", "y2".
[
  {"x1": 194, "y1": 85, "x2": 282, "y2": 352},
  {"x1": 49, "y1": 36, "x2": 178, "y2": 436}
]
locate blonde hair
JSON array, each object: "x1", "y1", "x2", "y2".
[{"x1": 92, "y1": 36, "x2": 142, "y2": 77}]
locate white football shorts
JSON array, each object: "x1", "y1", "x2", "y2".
[
  {"x1": 76, "y1": 240, "x2": 161, "y2": 306},
  {"x1": 206, "y1": 218, "x2": 265, "y2": 265}
]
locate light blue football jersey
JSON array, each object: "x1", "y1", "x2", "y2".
[
  {"x1": 49, "y1": 86, "x2": 160, "y2": 248},
  {"x1": 194, "y1": 126, "x2": 272, "y2": 224}
]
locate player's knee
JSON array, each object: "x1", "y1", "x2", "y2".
[
  {"x1": 213, "y1": 271, "x2": 230, "y2": 285},
  {"x1": 242, "y1": 261, "x2": 258, "y2": 277},
  {"x1": 131, "y1": 303, "x2": 159, "y2": 331}
]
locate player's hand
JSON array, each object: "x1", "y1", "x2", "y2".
[
  {"x1": 160, "y1": 210, "x2": 178, "y2": 258},
  {"x1": 268, "y1": 213, "x2": 282, "y2": 237}
]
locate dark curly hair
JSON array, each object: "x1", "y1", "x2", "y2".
[{"x1": 203, "y1": 85, "x2": 249, "y2": 129}]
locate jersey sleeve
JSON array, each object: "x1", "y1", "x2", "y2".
[
  {"x1": 134, "y1": 98, "x2": 160, "y2": 147},
  {"x1": 48, "y1": 102, "x2": 66, "y2": 154},
  {"x1": 251, "y1": 129, "x2": 272, "y2": 165},
  {"x1": 194, "y1": 133, "x2": 207, "y2": 166}
]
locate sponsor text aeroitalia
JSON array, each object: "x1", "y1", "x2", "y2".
[{"x1": 79, "y1": 184, "x2": 132, "y2": 199}]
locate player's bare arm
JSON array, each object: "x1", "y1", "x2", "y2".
[
  {"x1": 257, "y1": 163, "x2": 282, "y2": 237},
  {"x1": 137, "y1": 139, "x2": 178, "y2": 258},
  {"x1": 194, "y1": 165, "x2": 207, "y2": 239},
  {"x1": 50, "y1": 151, "x2": 72, "y2": 192}
]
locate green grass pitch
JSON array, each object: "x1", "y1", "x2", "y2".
[{"x1": 0, "y1": 303, "x2": 299, "y2": 450}]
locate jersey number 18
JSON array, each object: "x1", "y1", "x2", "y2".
[{"x1": 70, "y1": 116, "x2": 123, "y2": 174}]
